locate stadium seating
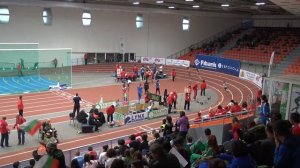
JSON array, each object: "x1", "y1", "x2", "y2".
[{"x1": 284, "y1": 57, "x2": 300, "y2": 75}]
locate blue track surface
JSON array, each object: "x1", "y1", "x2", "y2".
[{"x1": 0, "y1": 75, "x2": 57, "y2": 95}]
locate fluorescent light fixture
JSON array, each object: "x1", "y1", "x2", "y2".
[
  {"x1": 221, "y1": 4, "x2": 230, "y2": 7},
  {"x1": 168, "y1": 6, "x2": 175, "y2": 9},
  {"x1": 133, "y1": 2, "x2": 140, "y2": 5},
  {"x1": 156, "y1": 1, "x2": 164, "y2": 3},
  {"x1": 185, "y1": 0, "x2": 194, "y2": 1},
  {"x1": 192, "y1": 5, "x2": 200, "y2": 8},
  {"x1": 255, "y1": 2, "x2": 265, "y2": 5}
]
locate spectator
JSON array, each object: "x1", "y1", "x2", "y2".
[
  {"x1": 230, "y1": 140, "x2": 256, "y2": 168},
  {"x1": 173, "y1": 136, "x2": 191, "y2": 168},
  {"x1": 148, "y1": 143, "x2": 180, "y2": 168},
  {"x1": 24, "y1": 159, "x2": 35, "y2": 168},
  {"x1": 139, "y1": 134, "x2": 149, "y2": 155},
  {"x1": 172, "y1": 91, "x2": 178, "y2": 109},
  {"x1": 200, "y1": 80, "x2": 206, "y2": 96},
  {"x1": 87, "y1": 146, "x2": 97, "y2": 160},
  {"x1": 14, "y1": 114, "x2": 26, "y2": 145},
  {"x1": 260, "y1": 95, "x2": 270, "y2": 125},
  {"x1": 111, "y1": 159, "x2": 126, "y2": 168},
  {"x1": 116, "y1": 139, "x2": 128, "y2": 157},
  {"x1": 129, "y1": 134, "x2": 141, "y2": 151},
  {"x1": 0, "y1": 116, "x2": 10, "y2": 148},
  {"x1": 163, "y1": 116, "x2": 173, "y2": 138},
  {"x1": 231, "y1": 117, "x2": 243, "y2": 140},
  {"x1": 289, "y1": 112, "x2": 300, "y2": 136},
  {"x1": 17, "y1": 95, "x2": 24, "y2": 116},
  {"x1": 186, "y1": 136, "x2": 193, "y2": 148},
  {"x1": 273, "y1": 120, "x2": 300, "y2": 168},
  {"x1": 259, "y1": 123, "x2": 275, "y2": 168},
  {"x1": 71, "y1": 159, "x2": 81, "y2": 168},
  {"x1": 72, "y1": 151, "x2": 84, "y2": 168},
  {"x1": 98, "y1": 145, "x2": 109, "y2": 166},
  {"x1": 105, "y1": 149, "x2": 117, "y2": 168},
  {"x1": 83, "y1": 154, "x2": 98, "y2": 168},
  {"x1": 176, "y1": 111, "x2": 189, "y2": 138},
  {"x1": 13, "y1": 161, "x2": 19, "y2": 168},
  {"x1": 207, "y1": 158, "x2": 227, "y2": 168},
  {"x1": 131, "y1": 160, "x2": 144, "y2": 168}
]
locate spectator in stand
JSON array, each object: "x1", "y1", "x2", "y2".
[
  {"x1": 186, "y1": 136, "x2": 193, "y2": 148},
  {"x1": 194, "y1": 111, "x2": 202, "y2": 123},
  {"x1": 14, "y1": 114, "x2": 26, "y2": 145},
  {"x1": 184, "y1": 92, "x2": 191, "y2": 111},
  {"x1": 231, "y1": 117, "x2": 243, "y2": 140},
  {"x1": 131, "y1": 160, "x2": 144, "y2": 168},
  {"x1": 208, "y1": 108, "x2": 215, "y2": 118},
  {"x1": 259, "y1": 123, "x2": 275, "y2": 168},
  {"x1": 171, "y1": 69, "x2": 176, "y2": 82},
  {"x1": 227, "y1": 100, "x2": 235, "y2": 109},
  {"x1": 230, "y1": 102, "x2": 242, "y2": 113},
  {"x1": 215, "y1": 105, "x2": 224, "y2": 116},
  {"x1": 173, "y1": 136, "x2": 191, "y2": 168},
  {"x1": 163, "y1": 116, "x2": 173, "y2": 139},
  {"x1": 83, "y1": 154, "x2": 98, "y2": 168},
  {"x1": 172, "y1": 91, "x2": 178, "y2": 109},
  {"x1": 290, "y1": 112, "x2": 300, "y2": 136},
  {"x1": 17, "y1": 95, "x2": 24, "y2": 116},
  {"x1": 137, "y1": 83, "x2": 143, "y2": 104},
  {"x1": 176, "y1": 111, "x2": 190, "y2": 138},
  {"x1": 148, "y1": 143, "x2": 180, "y2": 168},
  {"x1": 260, "y1": 95, "x2": 270, "y2": 125},
  {"x1": 139, "y1": 134, "x2": 150, "y2": 155},
  {"x1": 24, "y1": 159, "x2": 35, "y2": 168},
  {"x1": 129, "y1": 134, "x2": 141, "y2": 151},
  {"x1": 70, "y1": 159, "x2": 81, "y2": 168},
  {"x1": 111, "y1": 159, "x2": 126, "y2": 168},
  {"x1": 144, "y1": 81, "x2": 149, "y2": 94},
  {"x1": 140, "y1": 65, "x2": 145, "y2": 80},
  {"x1": 84, "y1": 53, "x2": 88, "y2": 65},
  {"x1": 167, "y1": 92, "x2": 174, "y2": 114},
  {"x1": 98, "y1": 145, "x2": 108, "y2": 166},
  {"x1": 200, "y1": 80, "x2": 207, "y2": 96},
  {"x1": 155, "y1": 80, "x2": 160, "y2": 95},
  {"x1": 230, "y1": 140, "x2": 257, "y2": 168},
  {"x1": 192, "y1": 83, "x2": 198, "y2": 100},
  {"x1": 106, "y1": 105, "x2": 115, "y2": 125},
  {"x1": 105, "y1": 149, "x2": 118, "y2": 168},
  {"x1": 0, "y1": 116, "x2": 10, "y2": 148},
  {"x1": 72, "y1": 151, "x2": 84, "y2": 168},
  {"x1": 87, "y1": 146, "x2": 97, "y2": 160},
  {"x1": 273, "y1": 120, "x2": 300, "y2": 168},
  {"x1": 116, "y1": 139, "x2": 128, "y2": 157},
  {"x1": 73, "y1": 93, "x2": 82, "y2": 117},
  {"x1": 13, "y1": 161, "x2": 19, "y2": 168}
]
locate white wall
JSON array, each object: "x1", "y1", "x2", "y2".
[{"x1": 0, "y1": 4, "x2": 244, "y2": 58}]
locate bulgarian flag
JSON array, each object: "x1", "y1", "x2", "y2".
[
  {"x1": 23, "y1": 119, "x2": 42, "y2": 136},
  {"x1": 34, "y1": 155, "x2": 59, "y2": 168}
]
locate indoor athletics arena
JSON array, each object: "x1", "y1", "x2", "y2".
[{"x1": 0, "y1": 0, "x2": 300, "y2": 168}]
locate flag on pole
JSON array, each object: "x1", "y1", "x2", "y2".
[
  {"x1": 23, "y1": 119, "x2": 42, "y2": 136},
  {"x1": 267, "y1": 51, "x2": 275, "y2": 77}
]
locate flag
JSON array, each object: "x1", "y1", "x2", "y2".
[
  {"x1": 34, "y1": 155, "x2": 59, "y2": 168},
  {"x1": 267, "y1": 51, "x2": 275, "y2": 77},
  {"x1": 23, "y1": 119, "x2": 42, "y2": 136}
]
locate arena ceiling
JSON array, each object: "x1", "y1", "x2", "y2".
[{"x1": 41, "y1": 0, "x2": 295, "y2": 15}]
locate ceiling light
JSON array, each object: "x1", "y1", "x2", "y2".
[
  {"x1": 255, "y1": 2, "x2": 265, "y2": 6},
  {"x1": 221, "y1": 4, "x2": 230, "y2": 7},
  {"x1": 133, "y1": 2, "x2": 140, "y2": 5},
  {"x1": 168, "y1": 6, "x2": 175, "y2": 9},
  {"x1": 156, "y1": 1, "x2": 164, "y2": 4},
  {"x1": 192, "y1": 5, "x2": 200, "y2": 8},
  {"x1": 185, "y1": 0, "x2": 194, "y2": 1}
]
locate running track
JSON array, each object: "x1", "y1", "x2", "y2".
[{"x1": 0, "y1": 63, "x2": 259, "y2": 165}]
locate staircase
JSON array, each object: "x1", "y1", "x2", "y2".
[
  {"x1": 218, "y1": 28, "x2": 255, "y2": 55},
  {"x1": 272, "y1": 44, "x2": 300, "y2": 76}
]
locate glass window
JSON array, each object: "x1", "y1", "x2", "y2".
[
  {"x1": 182, "y1": 17, "x2": 190, "y2": 31},
  {"x1": 82, "y1": 10, "x2": 91, "y2": 26},
  {"x1": 0, "y1": 6, "x2": 10, "y2": 24},
  {"x1": 43, "y1": 8, "x2": 52, "y2": 25},
  {"x1": 136, "y1": 14, "x2": 143, "y2": 29}
]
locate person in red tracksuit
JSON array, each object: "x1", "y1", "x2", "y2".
[
  {"x1": 106, "y1": 105, "x2": 115, "y2": 124},
  {"x1": 192, "y1": 83, "x2": 198, "y2": 100},
  {"x1": 184, "y1": 93, "x2": 191, "y2": 111},
  {"x1": 0, "y1": 116, "x2": 10, "y2": 148},
  {"x1": 14, "y1": 114, "x2": 26, "y2": 145},
  {"x1": 84, "y1": 53, "x2": 88, "y2": 65},
  {"x1": 172, "y1": 91, "x2": 178, "y2": 109},
  {"x1": 167, "y1": 92, "x2": 174, "y2": 114},
  {"x1": 171, "y1": 69, "x2": 176, "y2": 82},
  {"x1": 133, "y1": 65, "x2": 139, "y2": 78},
  {"x1": 17, "y1": 95, "x2": 24, "y2": 116},
  {"x1": 200, "y1": 80, "x2": 207, "y2": 96}
]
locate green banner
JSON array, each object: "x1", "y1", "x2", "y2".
[{"x1": 148, "y1": 108, "x2": 168, "y2": 119}]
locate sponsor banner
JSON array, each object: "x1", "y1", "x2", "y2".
[
  {"x1": 124, "y1": 111, "x2": 148, "y2": 124},
  {"x1": 113, "y1": 112, "x2": 125, "y2": 126},
  {"x1": 166, "y1": 59, "x2": 190, "y2": 67},
  {"x1": 96, "y1": 101, "x2": 116, "y2": 109},
  {"x1": 148, "y1": 108, "x2": 168, "y2": 119},
  {"x1": 141, "y1": 57, "x2": 165, "y2": 65},
  {"x1": 195, "y1": 55, "x2": 241, "y2": 76},
  {"x1": 239, "y1": 69, "x2": 262, "y2": 88}
]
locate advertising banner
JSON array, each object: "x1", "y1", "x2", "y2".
[
  {"x1": 195, "y1": 55, "x2": 241, "y2": 76},
  {"x1": 141, "y1": 57, "x2": 165, "y2": 65},
  {"x1": 124, "y1": 111, "x2": 148, "y2": 124},
  {"x1": 96, "y1": 101, "x2": 116, "y2": 110},
  {"x1": 166, "y1": 59, "x2": 190, "y2": 67},
  {"x1": 290, "y1": 84, "x2": 300, "y2": 114},
  {"x1": 239, "y1": 69, "x2": 262, "y2": 88},
  {"x1": 113, "y1": 112, "x2": 125, "y2": 126},
  {"x1": 148, "y1": 108, "x2": 168, "y2": 119}
]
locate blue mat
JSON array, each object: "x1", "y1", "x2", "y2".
[{"x1": 0, "y1": 75, "x2": 57, "y2": 95}]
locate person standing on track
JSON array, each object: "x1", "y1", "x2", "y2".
[
  {"x1": 84, "y1": 53, "x2": 88, "y2": 65},
  {"x1": 200, "y1": 80, "x2": 206, "y2": 96},
  {"x1": 106, "y1": 105, "x2": 115, "y2": 125},
  {"x1": 137, "y1": 83, "x2": 143, "y2": 104},
  {"x1": 0, "y1": 116, "x2": 10, "y2": 148},
  {"x1": 73, "y1": 93, "x2": 82, "y2": 117},
  {"x1": 172, "y1": 91, "x2": 178, "y2": 109},
  {"x1": 184, "y1": 92, "x2": 191, "y2": 111},
  {"x1": 140, "y1": 65, "x2": 145, "y2": 81},
  {"x1": 155, "y1": 80, "x2": 160, "y2": 95},
  {"x1": 167, "y1": 92, "x2": 174, "y2": 114},
  {"x1": 171, "y1": 69, "x2": 176, "y2": 82},
  {"x1": 223, "y1": 81, "x2": 228, "y2": 92},
  {"x1": 192, "y1": 83, "x2": 198, "y2": 100},
  {"x1": 144, "y1": 81, "x2": 149, "y2": 94},
  {"x1": 17, "y1": 95, "x2": 24, "y2": 116},
  {"x1": 14, "y1": 114, "x2": 26, "y2": 145}
]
